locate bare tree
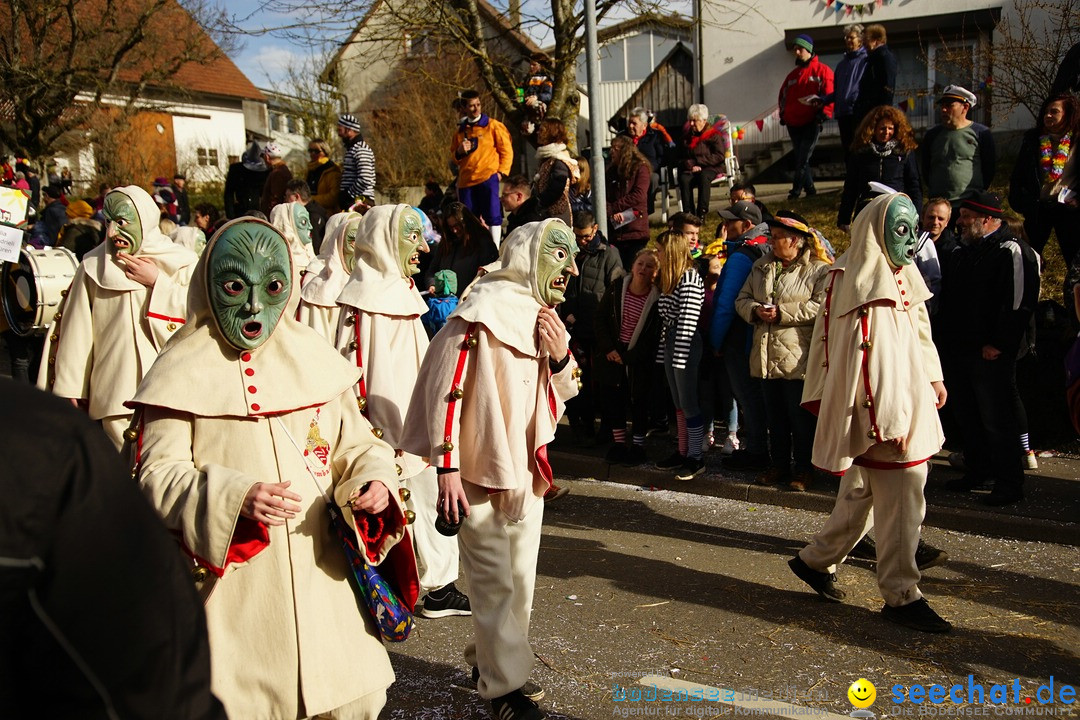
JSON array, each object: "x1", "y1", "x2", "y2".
[
  {"x1": 925, "y1": 0, "x2": 1080, "y2": 124},
  {"x1": 246, "y1": 0, "x2": 670, "y2": 150},
  {"x1": 0, "y1": 0, "x2": 234, "y2": 164}
]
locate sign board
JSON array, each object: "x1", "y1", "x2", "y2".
[
  {"x1": 0, "y1": 186, "x2": 30, "y2": 228},
  {"x1": 0, "y1": 224, "x2": 24, "y2": 263}
]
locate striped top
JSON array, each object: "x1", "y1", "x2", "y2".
[
  {"x1": 656, "y1": 269, "x2": 705, "y2": 369},
  {"x1": 341, "y1": 136, "x2": 376, "y2": 201},
  {"x1": 619, "y1": 289, "x2": 650, "y2": 344}
]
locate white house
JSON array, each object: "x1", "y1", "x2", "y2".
[{"x1": 699, "y1": 0, "x2": 1031, "y2": 152}]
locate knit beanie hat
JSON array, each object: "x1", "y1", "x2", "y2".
[
  {"x1": 793, "y1": 35, "x2": 815, "y2": 54},
  {"x1": 66, "y1": 200, "x2": 93, "y2": 220},
  {"x1": 338, "y1": 113, "x2": 362, "y2": 132}
]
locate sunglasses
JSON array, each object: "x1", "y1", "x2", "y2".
[{"x1": 308, "y1": 147, "x2": 320, "y2": 153}]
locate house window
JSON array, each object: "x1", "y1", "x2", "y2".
[
  {"x1": 269, "y1": 112, "x2": 281, "y2": 133},
  {"x1": 286, "y1": 114, "x2": 298, "y2": 134},
  {"x1": 197, "y1": 148, "x2": 219, "y2": 167},
  {"x1": 600, "y1": 41, "x2": 625, "y2": 82},
  {"x1": 626, "y1": 33, "x2": 653, "y2": 81}
]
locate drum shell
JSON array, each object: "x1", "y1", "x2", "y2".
[{"x1": 2, "y1": 247, "x2": 78, "y2": 336}]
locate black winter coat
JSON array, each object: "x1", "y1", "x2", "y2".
[
  {"x1": 853, "y1": 44, "x2": 898, "y2": 121},
  {"x1": 838, "y1": 143, "x2": 921, "y2": 225},
  {"x1": 561, "y1": 233, "x2": 625, "y2": 342},
  {"x1": 593, "y1": 276, "x2": 661, "y2": 386}
]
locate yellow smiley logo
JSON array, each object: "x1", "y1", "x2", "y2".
[{"x1": 848, "y1": 678, "x2": 876, "y2": 709}]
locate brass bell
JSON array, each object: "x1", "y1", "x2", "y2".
[
  {"x1": 53, "y1": 311, "x2": 62, "y2": 321},
  {"x1": 822, "y1": 310, "x2": 829, "y2": 317},
  {"x1": 122, "y1": 428, "x2": 138, "y2": 441},
  {"x1": 821, "y1": 361, "x2": 828, "y2": 367},
  {"x1": 404, "y1": 510, "x2": 416, "y2": 525},
  {"x1": 866, "y1": 429, "x2": 877, "y2": 439},
  {"x1": 48, "y1": 357, "x2": 56, "y2": 365},
  {"x1": 192, "y1": 566, "x2": 211, "y2": 583},
  {"x1": 576, "y1": 380, "x2": 583, "y2": 391},
  {"x1": 50, "y1": 333, "x2": 58, "y2": 342},
  {"x1": 344, "y1": 314, "x2": 355, "y2": 326},
  {"x1": 395, "y1": 464, "x2": 403, "y2": 476},
  {"x1": 60, "y1": 288, "x2": 68, "y2": 297},
  {"x1": 860, "y1": 341, "x2": 872, "y2": 350},
  {"x1": 371, "y1": 427, "x2": 384, "y2": 439},
  {"x1": 571, "y1": 367, "x2": 583, "y2": 379},
  {"x1": 859, "y1": 306, "x2": 869, "y2": 317},
  {"x1": 441, "y1": 441, "x2": 454, "y2": 452},
  {"x1": 820, "y1": 335, "x2": 827, "y2": 342},
  {"x1": 451, "y1": 387, "x2": 464, "y2": 400},
  {"x1": 466, "y1": 336, "x2": 478, "y2": 348},
  {"x1": 862, "y1": 397, "x2": 873, "y2": 408},
  {"x1": 399, "y1": 487, "x2": 412, "y2": 502},
  {"x1": 357, "y1": 396, "x2": 367, "y2": 411},
  {"x1": 349, "y1": 340, "x2": 358, "y2": 351}
]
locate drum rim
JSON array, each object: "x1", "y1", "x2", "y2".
[{"x1": 2, "y1": 246, "x2": 78, "y2": 336}]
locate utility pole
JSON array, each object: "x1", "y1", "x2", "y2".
[{"x1": 583, "y1": 0, "x2": 607, "y2": 236}]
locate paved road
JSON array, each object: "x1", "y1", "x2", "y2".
[{"x1": 382, "y1": 478, "x2": 1079, "y2": 719}]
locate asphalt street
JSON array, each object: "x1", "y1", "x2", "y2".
[{"x1": 381, "y1": 477, "x2": 1079, "y2": 720}]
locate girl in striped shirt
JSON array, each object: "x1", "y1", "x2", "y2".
[{"x1": 654, "y1": 230, "x2": 708, "y2": 479}]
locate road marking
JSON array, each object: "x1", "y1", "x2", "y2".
[{"x1": 637, "y1": 675, "x2": 850, "y2": 720}]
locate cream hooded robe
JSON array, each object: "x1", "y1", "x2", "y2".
[
  {"x1": 335, "y1": 205, "x2": 431, "y2": 479},
  {"x1": 130, "y1": 219, "x2": 417, "y2": 719},
  {"x1": 801, "y1": 193, "x2": 944, "y2": 474},
  {"x1": 40, "y1": 185, "x2": 197, "y2": 432},
  {"x1": 400, "y1": 219, "x2": 580, "y2": 522},
  {"x1": 271, "y1": 200, "x2": 317, "y2": 280},
  {"x1": 297, "y1": 211, "x2": 360, "y2": 342}
]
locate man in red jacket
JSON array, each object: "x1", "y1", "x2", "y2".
[{"x1": 778, "y1": 34, "x2": 834, "y2": 200}]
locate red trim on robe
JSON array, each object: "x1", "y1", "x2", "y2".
[
  {"x1": 859, "y1": 310, "x2": 881, "y2": 441},
  {"x1": 352, "y1": 502, "x2": 419, "y2": 612},
  {"x1": 146, "y1": 311, "x2": 186, "y2": 324},
  {"x1": 176, "y1": 518, "x2": 271, "y2": 579},
  {"x1": 352, "y1": 310, "x2": 368, "y2": 414},
  {"x1": 441, "y1": 323, "x2": 475, "y2": 467}
]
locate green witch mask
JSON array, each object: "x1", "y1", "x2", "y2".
[
  {"x1": 341, "y1": 218, "x2": 362, "y2": 273},
  {"x1": 535, "y1": 223, "x2": 579, "y2": 306},
  {"x1": 208, "y1": 223, "x2": 292, "y2": 351},
  {"x1": 292, "y1": 202, "x2": 312, "y2": 245},
  {"x1": 398, "y1": 207, "x2": 426, "y2": 277},
  {"x1": 882, "y1": 195, "x2": 919, "y2": 268},
  {"x1": 103, "y1": 192, "x2": 143, "y2": 256}
]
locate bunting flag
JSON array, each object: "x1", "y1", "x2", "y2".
[
  {"x1": 756, "y1": 119, "x2": 765, "y2": 131},
  {"x1": 819, "y1": 0, "x2": 890, "y2": 15}
]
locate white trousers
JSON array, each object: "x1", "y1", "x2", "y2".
[
  {"x1": 403, "y1": 465, "x2": 460, "y2": 593},
  {"x1": 459, "y1": 480, "x2": 544, "y2": 699},
  {"x1": 800, "y1": 463, "x2": 926, "y2": 607}
]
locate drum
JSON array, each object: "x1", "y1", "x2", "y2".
[{"x1": 2, "y1": 247, "x2": 78, "y2": 336}]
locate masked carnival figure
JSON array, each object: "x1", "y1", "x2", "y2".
[
  {"x1": 297, "y1": 211, "x2": 361, "y2": 341},
  {"x1": 402, "y1": 220, "x2": 581, "y2": 719},
  {"x1": 40, "y1": 185, "x2": 198, "y2": 449},
  {"x1": 789, "y1": 193, "x2": 952, "y2": 634},
  {"x1": 130, "y1": 218, "x2": 418, "y2": 719},
  {"x1": 270, "y1": 199, "x2": 316, "y2": 280}
]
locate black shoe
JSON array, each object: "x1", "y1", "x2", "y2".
[
  {"x1": 788, "y1": 555, "x2": 845, "y2": 602},
  {"x1": 849, "y1": 536, "x2": 877, "y2": 561},
  {"x1": 418, "y1": 583, "x2": 472, "y2": 618},
  {"x1": 675, "y1": 455, "x2": 705, "y2": 480},
  {"x1": 655, "y1": 451, "x2": 685, "y2": 470},
  {"x1": 805, "y1": 187, "x2": 818, "y2": 197},
  {"x1": 946, "y1": 474, "x2": 988, "y2": 492},
  {"x1": 881, "y1": 598, "x2": 951, "y2": 634},
  {"x1": 491, "y1": 689, "x2": 546, "y2": 719},
  {"x1": 722, "y1": 449, "x2": 770, "y2": 471},
  {"x1": 604, "y1": 443, "x2": 629, "y2": 464},
  {"x1": 981, "y1": 487, "x2": 1024, "y2": 506},
  {"x1": 915, "y1": 540, "x2": 948, "y2": 570},
  {"x1": 788, "y1": 190, "x2": 800, "y2": 200},
  {"x1": 473, "y1": 667, "x2": 545, "y2": 702},
  {"x1": 624, "y1": 444, "x2": 648, "y2": 467}
]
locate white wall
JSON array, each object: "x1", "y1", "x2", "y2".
[
  {"x1": 171, "y1": 101, "x2": 248, "y2": 183},
  {"x1": 698, "y1": 0, "x2": 1032, "y2": 131}
]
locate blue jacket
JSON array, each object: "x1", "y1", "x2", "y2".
[
  {"x1": 709, "y1": 234, "x2": 767, "y2": 353},
  {"x1": 823, "y1": 47, "x2": 867, "y2": 118}
]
